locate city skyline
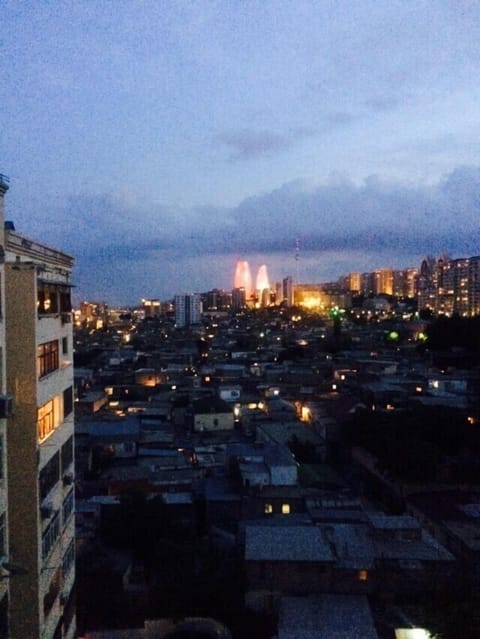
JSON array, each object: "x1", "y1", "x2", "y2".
[{"x1": 2, "y1": 2, "x2": 480, "y2": 304}]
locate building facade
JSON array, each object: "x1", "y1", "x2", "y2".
[
  {"x1": 3, "y1": 181, "x2": 75, "y2": 638},
  {"x1": 175, "y1": 293, "x2": 202, "y2": 327},
  {"x1": 418, "y1": 254, "x2": 480, "y2": 316},
  {"x1": 0, "y1": 176, "x2": 10, "y2": 638}
]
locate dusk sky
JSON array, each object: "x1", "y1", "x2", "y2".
[{"x1": 2, "y1": 1, "x2": 480, "y2": 305}]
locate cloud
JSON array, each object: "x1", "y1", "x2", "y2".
[
  {"x1": 214, "y1": 127, "x2": 315, "y2": 161},
  {"x1": 26, "y1": 164, "x2": 480, "y2": 303}
]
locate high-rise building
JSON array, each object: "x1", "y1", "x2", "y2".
[
  {"x1": 361, "y1": 272, "x2": 375, "y2": 296},
  {"x1": 0, "y1": 175, "x2": 10, "y2": 637},
  {"x1": 255, "y1": 265, "x2": 270, "y2": 307},
  {"x1": 2, "y1": 177, "x2": 76, "y2": 638},
  {"x1": 374, "y1": 269, "x2": 393, "y2": 296},
  {"x1": 347, "y1": 272, "x2": 361, "y2": 293},
  {"x1": 402, "y1": 268, "x2": 419, "y2": 298},
  {"x1": 233, "y1": 260, "x2": 253, "y2": 301},
  {"x1": 232, "y1": 287, "x2": 246, "y2": 311},
  {"x1": 418, "y1": 254, "x2": 480, "y2": 316},
  {"x1": 175, "y1": 293, "x2": 202, "y2": 327},
  {"x1": 282, "y1": 276, "x2": 294, "y2": 307},
  {"x1": 142, "y1": 298, "x2": 161, "y2": 318}
]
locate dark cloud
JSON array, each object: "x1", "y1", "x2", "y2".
[
  {"x1": 60, "y1": 166, "x2": 480, "y2": 263},
  {"x1": 27, "y1": 165, "x2": 480, "y2": 302},
  {"x1": 215, "y1": 127, "x2": 315, "y2": 161}
]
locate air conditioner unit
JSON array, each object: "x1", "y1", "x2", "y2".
[
  {"x1": 62, "y1": 472, "x2": 74, "y2": 486},
  {"x1": 0, "y1": 395, "x2": 13, "y2": 418}
]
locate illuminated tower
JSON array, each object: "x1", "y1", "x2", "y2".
[
  {"x1": 233, "y1": 260, "x2": 253, "y2": 300},
  {"x1": 256, "y1": 264, "x2": 271, "y2": 307}
]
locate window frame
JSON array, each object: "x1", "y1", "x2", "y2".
[{"x1": 38, "y1": 340, "x2": 59, "y2": 378}]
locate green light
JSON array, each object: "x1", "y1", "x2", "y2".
[
  {"x1": 418, "y1": 332, "x2": 428, "y2": 342},
  {"x1": 388, "y1": 331, "x2": 399, "y2": 341}
]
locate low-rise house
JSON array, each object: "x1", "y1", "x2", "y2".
[
  {"x1": 278, "y1": 594, "x2": 379, "y2": 639},
  {"x1": 244, "y1": 524, "x2": 335, "y2": 610},
  {"x1": 244, "y1": 512, "x2": 455, "y2": 611},
  {"x1": 192, "y1": 397, "x2": 234, "y2": 432}
]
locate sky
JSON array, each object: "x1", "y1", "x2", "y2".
[{"x1": 1, "y1": 0, "x2": 480, "y2": 305}]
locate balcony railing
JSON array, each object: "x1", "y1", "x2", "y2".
[{"x1": 7, "y1": 231, "x2": 74, "y2": 268}]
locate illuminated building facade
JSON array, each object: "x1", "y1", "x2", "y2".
[
  {"x1": 418, "y1": 254, "x2": 480, "y2": 316},
  {"x1": 347, "y1": 272, "x2": 361, "y2": 293},
  {"x1": 3, "y1": 179, "x2": 76, "y2": 638},
  {"x1": 295, "y1": 284, "x2": 351, "y2": 313},
  {"x1": 175, "y1": 293, "x2": 202, "y2": 327},
  {"x1": 142, "y1": 298, "x2": 161, "y2": 318},
  {"x1": 255, "y1": 264, "x2": 271, "y2": 307},
  {"x1": 233, "y1": 260, "x2": 253, "y2": 301},
  {"x1": 374, "y1": 269, "x2": 393, "y2": 296}
]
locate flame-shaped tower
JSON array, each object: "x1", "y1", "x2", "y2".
[
  {"x1": 234, "y1": 260, "x2": 253, "y2": 299},
  {"x1": 256, "y1": 264, "x2": 270, "y2": 292},
  {"x1": 256, "y1": 264, "x2": 271, "y2": 307}
]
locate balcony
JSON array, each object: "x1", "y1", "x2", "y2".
[{"x1": 6, "y1": 231, "x2": 74, "y2": 269}]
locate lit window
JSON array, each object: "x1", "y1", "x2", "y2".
[
  {"x1": 264, "y1": 503, "x2": 273, "y2": 514},
  {"x1": 358, "y1": 569, "x2": 368, "y2": 582},
  {"x1": 37, "y1": 340, "x2": 59, "y2": 378},
  {"x1": 38, "y1": 400, "x2": 55, "y2": 441},
  {"x1": 281, "y1": 503, "x2": 290, "y2": 515}
]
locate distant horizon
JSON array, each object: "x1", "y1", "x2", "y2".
[{"x1": 74, "y1": 250, "x2": 464, "y2": 309}]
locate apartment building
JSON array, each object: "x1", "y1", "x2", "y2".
[
  {"x1": 0, "y1": 176, "x2": 10, "y2": 638},
  {"x1": 175, "y1": 293, "x2": 202, "y2": 327},
  {"x1": 2, "y1": 180, "x2": 75, "y2": 638},
  {"x1": 419, "y1": 254, "x2": 480, "y2": 317}
]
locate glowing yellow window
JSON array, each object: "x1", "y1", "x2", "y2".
[
  {"x1": 38, "y1": 400, "x2": 55, "y2": 442},
  {"x1": 264, "y1": 503, "x2": 273, "y2": 515},
  {"x1": 281, "y1": 503, "x2": 290, "y2": 515},
  {"x1": 358, "y1": 569, "x2": 368, "y2": 582}
]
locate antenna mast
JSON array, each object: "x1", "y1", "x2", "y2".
[{"x1": 295, "y1": 238, "x2": 300, "y2": 284}]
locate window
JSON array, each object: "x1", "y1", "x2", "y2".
[
  {"x1": 38, "y1": 340, "x2": 59, "y2": 378},
  {"x1": 39, "y1": 453, "x2": 60, "y2": 501},
  {"x1": 38, "y1": 400, "x2": 55, "y2": 441},
  {"x1": 63, "y1": 386, "x2": 73, "y2": 419},
  {"x1": 37, "y1": 284, "x2": 58, "y2": 315},
  {"x1": 281, "y1": 503, "x2": 290, "y2": 514},
  {"x1": 42, "y1": 511, "x2": 60, "y2": 560},
  {"x1": 0, "y1": 593, "x2": 8, "y2": 639},
  {"x1": 61, "y1": 436, "x2": 73, "y2": 472},
  {"x1": 62, "y1": 336, "x2": 68, "y2": 354},
  {"x1": 0, "y1": 513, "x2": 5, "y2": 557},
  {"x1": 62, "y1": 490, "x2": 74, "y2": 526},
  {"x1": 264, "y1": 503, "x2": 273, "y2": 514},
  {"x1": 43, "y1": 567, "x2": 60, "y2": 618},
  {"x1": 62, "y1": 538, "x2": 75, "y2": 577},
  {"x1": 358, "y1": 569, "x2": 368, "y2": 582},
  {"x1": 0, "y1": 435, "x2": 3, "y2": 480},
  {"x1": 59, "y1": 287, "x2": 72, "y2": 313}
]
